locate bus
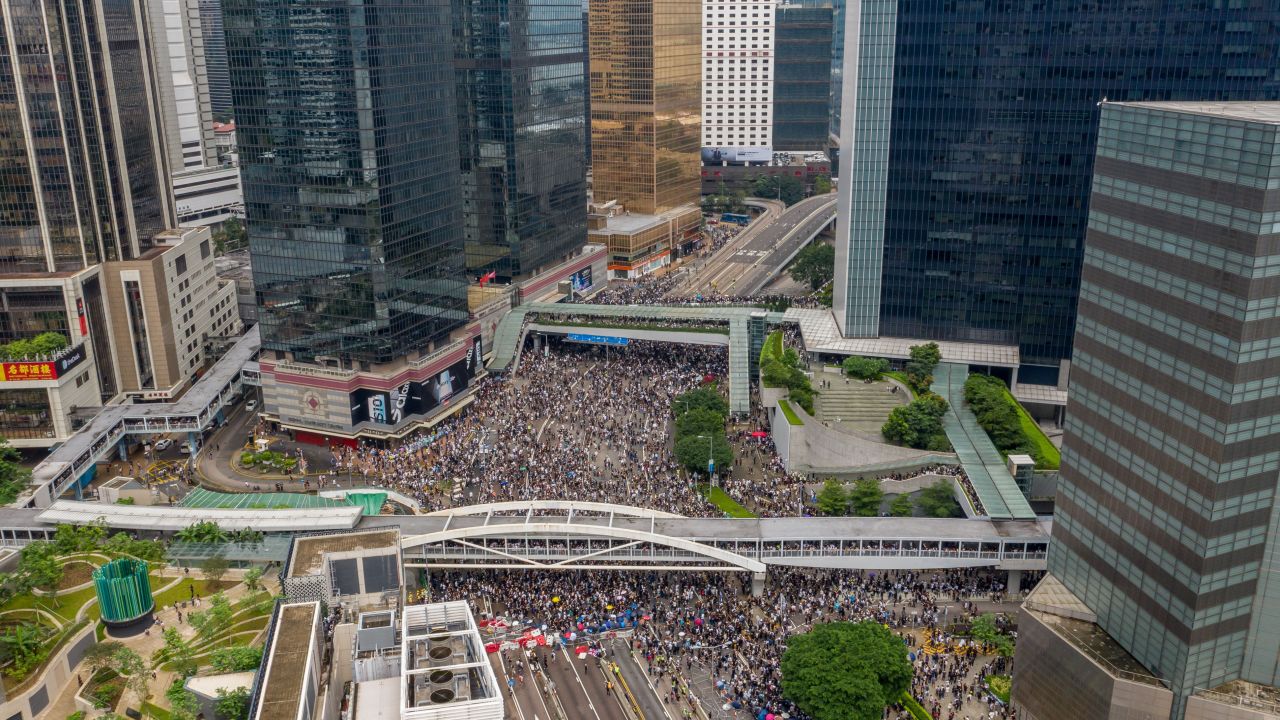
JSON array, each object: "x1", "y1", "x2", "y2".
[{"x1": 720, "y1": 212, "x2": 751, "y2": 225}]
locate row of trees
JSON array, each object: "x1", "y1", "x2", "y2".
[
  {"x1": 963, "y1": 374, "x2": 1054, "y2": 468},
  {"x1": 814, "y1": 478, "x2": 960, "y2": 518},
  {"x1": 881, "y1": 393, "x2": 951, "y2": 451},
  {"x1": 842, "y1": 356, "x2": 889, "y2": 381},
  {"x1": 760, "y1": 332, "x2": 816, "y2": 414},
  {"x1": 174, "y1": 521, "x2": 265, "y2": 546},
  {"x1": 671, "y1": 386, "x2": 734, "y2": 475},
  {"x1": 0, "y1": 332, "x2": 69, "y2": 361}
]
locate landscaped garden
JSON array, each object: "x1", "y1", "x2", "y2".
[{"x1": 964, "y1": 374, "x2": 1060, "y2": 469}]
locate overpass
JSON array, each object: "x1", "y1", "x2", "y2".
[
  {"x1": 0, "y1": 501, "x2": 1049, "y2": 575},
  {"x1": 488, "y1": 302, "x2": 783, "y2": 413},
  {"x1": 19, "y1": 326, "x2": 262, "y2": 508}
]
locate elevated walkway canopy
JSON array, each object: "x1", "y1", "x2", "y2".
[{"x1": 933, "y1": 363, "x2": 1037, "y2": 520}]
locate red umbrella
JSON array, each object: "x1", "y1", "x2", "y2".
[{"x1": 750, "y1": 431, "x2": 768, "y2": 438}]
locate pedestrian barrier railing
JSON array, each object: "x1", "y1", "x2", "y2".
[{"x1": 408, "y1": 543, "x2": 1047, "y2": 566}]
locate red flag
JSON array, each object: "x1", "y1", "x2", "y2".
[{"x1": 478, "y1": 270, "x2": 498, "y2": 286}]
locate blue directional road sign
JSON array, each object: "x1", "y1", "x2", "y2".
[{"x1": 566, "y1": 333, "x2": 630, "y2": 346}]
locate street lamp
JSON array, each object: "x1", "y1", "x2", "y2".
[{"x1": 697, "y1": 434, "x2": 717, "y2": 488}]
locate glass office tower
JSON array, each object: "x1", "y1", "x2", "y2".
[
  {"x1": 835, "y1": 1, "x2": 1280, "y2": 374},
  {"x1": 772, "y1": 3, "x2": 834, "y2": 152},
  {"x1": 589, "y1": 0, "x2": 700, "y2": 215},
  {"x1": 1013, "y1": 101, "x2": 1280, "y2": 720},
  {"x1": 452, "y1": 0, "x2": 588, "y2": 281},
  {"x1": 225, "y1": 0, "x2": 469, "y2": 365}
]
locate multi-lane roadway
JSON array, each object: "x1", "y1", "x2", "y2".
[
  {"x1": 490, "y1": 635, "x2": 665, "y2": 720},
  {"x1": 673, "y1": 194, "x2": 837, "y2": 298}
]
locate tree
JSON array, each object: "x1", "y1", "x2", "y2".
[
  {"x1": 881, "y1": 394, "x2": 949, "y2": 450},
  {"x1": 155, "y1": 627, "x2": 197, "y2": 678},
  {"x1": 85, "y1": 643, "x2": 148, "y2": 699},
  {"x1": 915, "y1": 480, "x2": 961, "y2": 518},
  {"x1": 970, "y1": 613, "x2": 1015, "y2": 657},
  {"x1": 789, "y1": 242, "x2": 836, "y2": 290},
  {"x1": 781, "y1": 622, "x2": 913, "y2": 720},
  {"x1": 842, "y1": 356, "x2": 889, "y2": 381},
  {"x1": 888, "y1": 494, "x2": 913, "y2": 517},
  {"x1": 0, "y1": 437, "x2": 31, "y2": 505},
  {"x1": 673, "y1": 386, "x2": 729, "y2": 418},
  {"x1": 675, "y1": 408, "x2": 725, "y2": 438},
  {"x1": 752, "y1": 174, "x2": 806, "y2": 205},
  {"x1": 29, "y1": 331, "x2": 69, "y2": 355},
  {"x1": 52, "y1": 523, "x2": 107, "y2": 555},
  {"x1": 815, "y1": 479, "x2": 847, "y2": 516},
  {"x1": 210, "y1": 645, "x2": 263, "y2": 672},
  {"x1": 166, "y1": 678, "x2": 199, "y2": 720},
  {"x1": 202, "y1": 555, "x2": 230, "y2": 585},
  {"x1": 243, "y1": 567, "x2": 264, "y2": 593},
  {"x1": 216, "y1": 687, "x2": 251, "y2": 720},
  {"x1": 0, "y1": 622, "x2": 47, "y2": 677},
  {"x1": 814, "y1": 174, "x2": 832, "y2": 195},
  {"x1": 17, "y1": 541, "x2": 62, "y2": 600},
  {"x1": 904, "y1": 343, "x2": 942, "y2": 393},
  {"x1": 175, "y1": 521, "x2": 227, "y2": 544},
  {"x1": 848, "y1": 479, "x2": 884, "y2": 517},
  {"x1": 673, "y1": 434, "x2": 733, "y2": 475}
]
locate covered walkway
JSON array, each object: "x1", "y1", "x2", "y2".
[{"x1": 933, "y1": 363, "x2": 1036, "y2": 520}]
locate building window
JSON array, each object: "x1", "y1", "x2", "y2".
[
  {"x1": 200, "y1": 240, "x2": 210, "y2": 259},
  {"x1": 123, "y1": 280, "x2": 154, "y2": 389},
  {"x1": 175, "y1": 255, "x2": 187, "y2": 276},
  {"x1": 0, "y1": 388, "x2": 53, "y2": 439}
]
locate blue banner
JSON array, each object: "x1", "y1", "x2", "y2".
[{"x1": 566, "y1": 333, "x2": 630, "y2": 346}]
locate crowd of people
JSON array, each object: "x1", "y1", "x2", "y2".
[{"x1": 429, "y1": 567, "x2": 1024, "y2": 720}]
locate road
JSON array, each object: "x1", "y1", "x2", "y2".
[
  {"x1": 490, "y1": 638, "x2": 664, "y2": 720},
  {"x1": 673, "y1": 194, "x2": 836, "y2": 298},
  {"x1": 668, "y1": 199, "x2": 783, "y2": 297}
]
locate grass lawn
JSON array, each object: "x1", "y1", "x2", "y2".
[
  {"x1": 778, "y1": 399, "x2": 804, "y2": 425},
  {"x1": 1002, "y1": 386, "x2": 1060, "y2": 469},
  {"x1": 152, "y1": 578, "x2": 236, "y2": 611},
  {"x1": 700, "y1": 486, "x2": 757, "y2": 518},
  {"x1": 142, "y1": 701, "x2": 172, "y2": 720},
  {"x1": 884, "y1": 371, "x2": 918, "y2": 399},
  {"x1": 2, "y1": 584, "x2": 98, "y2": 624}
]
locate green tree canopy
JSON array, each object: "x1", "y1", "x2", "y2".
[
  {"x1": 673, "y1": 386, "x2": 729, "y2": 419},
  {"x1": 675, "y1": 408, "x2": 726, "y2": 438},
  {"x1": 815, "y1": 479, "x2": 847, "y2": 516},
  {"x1": 781, "y1": 622, "x2": 913, "y2": 720},
  {"x1": 17, "y1": 541, "x2": 62, "y2": 597},
  {"x1": 814, "y1": 174, "x2": 832, "y2": 194},
  {"x1": 848, "y1": 479, "x2": 884, "y2": 517},
  {"x1": 674, "y1": 434, "x2": 734, "y2": 475},
  {"x1": 210, "y1": 645, "x2": 264, "y2": 672},
  {"x1": 175, "y1": 521, "x2": 227, "y2": 544},
  {"x1": 915, "y1": 480, "x2": 961, "y2": 518},
  {"x1": 881, "y1": 394, "x2": 950, "y2": 450},
  {"x1": 842, "y1": 356, "x2": 889, "y2": 381},
  {"x1": 201, "y1": 555, "x2": 230, "y2": 584},
  {"x1": 751, "y1": 174, "x2": 806, "y2": 205},
  {"x1": 0, "y1": 437, "x2": 31, "y2": 505},
  {"x1": 903, "y1": 342, "x2": 942, "y2": 393},
  {"x1": 243, "y1": 567, "x2": 264, "y2": 593},
  {"x1": 970, "y1": 613, "x2": 1015, "y2": 657},
  {"x1": 216, "y1": 687, "x2": 251, "y2": 720},
  {"x1": 789, "y1": 243, "x2": 836, "y2": 290},
  {"x1": 888, "y1": 494, "x2": 914, "y2": 517}
]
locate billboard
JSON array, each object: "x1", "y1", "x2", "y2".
[
  {"x1": 569, "y1": 267, "x2": 593, "y2": 294},
  {"x1": 350, "y1": 336, "x2": 483, "y2": 426},
  {"x1": 701, "y1": 146, "x2": 773, "y2": 164},
  {"x1": 0, "y1": 344, "x2": 88, "y2": 382}
]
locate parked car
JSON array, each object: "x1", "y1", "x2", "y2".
[
  {"x1": 179, "y1": 442, "x2": 193, "y2": 454},
  {"x1": 246, "y1": 399, "x2": 258, "y2": 412},
  {"x1": 153, "y1": 438, "x2": 173, "y2": 451}
]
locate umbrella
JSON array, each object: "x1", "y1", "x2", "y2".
[{"x1": 751, "y1": 431, "x2": 768, "y2": 438}]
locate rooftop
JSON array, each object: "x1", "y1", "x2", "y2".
[
  {"x1": 1198, "y1": 680, "x2": 1280, "y2": 716},
  {"x1": 784, "y1": 308, "x2": 1020, "y2": 367},
  {"x1": 257, "y1": 603, "x2": 319, "y2": 720},
  {"x1": 37, "y1": 499, "x2": 361, "y2": 533},
  {"x1": 288, "y1": 529, "x2": 401, "y2": 578},
  {"x1": 1110, "y1": 101, "x2": 1280, "y2": 125}
]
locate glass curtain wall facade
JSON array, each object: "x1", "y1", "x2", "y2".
[
  {"x1": 589, "y1": 0, "x2": 700, "y2": 215},
  {"x1": 1048, "y1": 102, "x2": 1280, "y2": 717},
  {"x1": 836, "y1": 0, "x2": 1280, "y2": 370},
  {"x1": 452, "y1": 0, "x2": 588, "y2": 281},
  {"x1": 198, "y1": 0, "x2": 233, "y2": 117},
  {"x1": 0, "y1": 0, "x2": 174, "y2": 272},
  {"x1": 772, "y1": 4, "x2": 833, "y2": 151},
  {"x1": 225, "y1": 0, "x2": 469, "y2": 365}
]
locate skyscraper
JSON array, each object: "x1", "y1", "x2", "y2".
[
  {"x1": 452, "y1": 0, "x2": 589, "y2": 281},
  {"x1": 772, "y1": 2, "x2": 833, "y2": 152},
  {"x1": 590, "y1": 0, "x2": 700, "y2": 216},
  {"x1": 1013, "y1": 101, "x2": 1280, "y2": 720},
  {"x1": 834, "y1": 2, "x2": 1280, "y2": 377},
  {"x1": 701, "y1": 0, "x2": 775, "y2": 154},
  {"x1": 225, "y1": 0, "x2": 486, "y2": 439},
  {"x1": 588, "y1": 0, "x2": 701, "y2": 278},
  {"x1": 198, "y1": 0, "x2": 234, "y2": 117},
  {"x1": 225, "y1": 0, "x2": 469, "y2": 366}
]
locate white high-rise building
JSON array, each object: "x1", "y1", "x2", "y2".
[{"x1": 702, "y1": 0, "x2": 776, "y2": 153}]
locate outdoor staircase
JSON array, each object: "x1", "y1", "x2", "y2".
[{"x1": 814, "y1": 378, "x2": 907, "y2": 431}]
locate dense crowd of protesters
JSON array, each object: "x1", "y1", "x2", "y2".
[{"x1": 429, "y1": 567, "x2": 1024, "y2": 720}]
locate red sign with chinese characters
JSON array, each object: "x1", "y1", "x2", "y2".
[{"x1": 0, "y1": 362, "x2": 56, "y2": 381}]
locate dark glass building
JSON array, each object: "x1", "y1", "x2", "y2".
[
  {"x1": 198, "y1": 0, "x2": 234, "y2": 117},
  {"x1": 225, "y1": 0, "x2": 469, "y2": 365},
  {"x1": 834, "y1": 0, "x2": 1280, "y2": 373},
  {"x1": 452, "y1": 0, "x2": 588, "y2": 281},
  {"x1": 772, "y1": 4, "x2": 833, "y2": 152},
  {"x1": 1014, "y1": 102, "x2": 1280, "y2": 720}
]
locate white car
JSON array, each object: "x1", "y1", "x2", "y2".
[
  {"x1": 179, "y1": 442, "x2": 193, "y2": 454},
  {"x1": 246, "y1": 399, "x2": 258, "y2": 412},
  {"x1": 153, "y1": 439, "x2": 173, "y2": 451}
]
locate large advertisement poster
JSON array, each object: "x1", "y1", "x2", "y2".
[
  {"x1": 0, "y1": 343, "x2": 87, "y2": 382},
  {"x1": 569, "y1": 267, "x2": 593, "y2": 295},
  {"x1": 350, "y1": 336, "x2": 483, "y2": 426},
  {"x1": 701, "y1": 146, "x2": 773, "y2": 164}
]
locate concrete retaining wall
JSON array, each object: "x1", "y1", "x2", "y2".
[{"x1": 0, "y1": 622, "x2": 95, "y2": 720}]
